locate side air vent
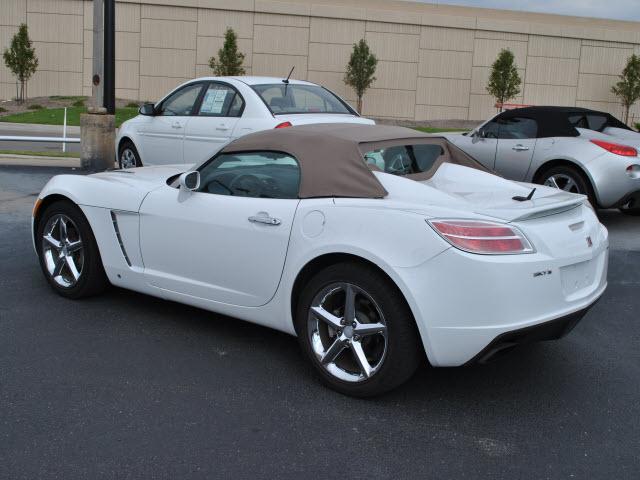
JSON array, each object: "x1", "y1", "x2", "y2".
[{"x1": 110, "y1": 211, "x2": 132, "y2": 266}]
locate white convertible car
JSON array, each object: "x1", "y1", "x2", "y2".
[
  {"x1": 116, "y1": 76, "x2": 373, "y2": 169},
  {"x1": 33, "y1": 124, "x2": 608, "y2": 396}
]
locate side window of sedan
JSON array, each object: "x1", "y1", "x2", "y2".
[
  {"x1": 159, "y1": 83, "x2": 204, "y2": 116},
  {"x1": 198, "y1": 83, "x2": 244, "y2": 117},
  {"x1": 197, "y1": 151, "x2": 300, "y2": 199}
]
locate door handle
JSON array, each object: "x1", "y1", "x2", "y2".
[
  {"x1": 512, "y1": 144, "x2": 529, "y2": 151},
  {"x1": 248, "y1": 213, "x2": 281, "y2": 226},
  {"x1": 216, "y1": 125, "x2": 229, "y2": 131},
  {"x1": 171, "y1": 122, "x2": 182, "y2": 129}
]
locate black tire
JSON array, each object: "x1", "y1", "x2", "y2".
[
  {"x1": 536, "y1": 165, "x2": 596, "y2": 207},
  {"x1": 295, "y1": 262, "x2": 422, "y2": 397},
  {"x1": 36, "y1": 200, "x2": 109, "y2": 299},
  {"x1": 118, "y1": 140, "x2": 142, "y2": 169}
]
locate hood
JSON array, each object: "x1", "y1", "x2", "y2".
[
  {"x1": 276, "y1": 113, "x2": 375, "y2": 126},
  {"x1": 375, "y1": 163, "x2": 584, "y2": 222},
  {"x1": 91, "y1": 164, "x2": 185, "y2": 188}
]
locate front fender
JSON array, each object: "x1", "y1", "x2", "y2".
[{"x1": 37, "y1": 174, "x2": 149, "y2": 212}]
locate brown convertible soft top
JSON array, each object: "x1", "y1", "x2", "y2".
[{"x1": 221, "y1": 123, "x2": 470, "y2": 198}]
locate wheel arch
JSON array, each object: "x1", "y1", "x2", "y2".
[
  {"x1": 33, "y1": 193, "x2": 74, "y2": 240},
  {"x1": 32, "y1": 194, "x2": 107, "y2": 273},
  {"x1": 117, "y1": 135, "x2": 137, "y2": 155},
  {"x1": 532, "y1": 158, "x2": 599, "y2": 206},
  {"x1": 289, "y1": 252, "x2": 427, "y2": 359}
]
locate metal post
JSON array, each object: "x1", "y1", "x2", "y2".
[
  {"x1": 103, "y1": 0, "x2": 116, "y2": 114},
  {"x1": 91, "y1": 0, "x2": 104, "y2": 110},
  {"x1": 62, "y1": 107, "x2": 67, "y2": 153}
]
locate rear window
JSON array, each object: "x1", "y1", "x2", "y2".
[
  {"x1": 363, "y1": 141, "x2": 488, "y2": 180},
  {"x1": 252, "y1": 84, "x2": 353, "y2": 115},
  {"x1": 568, "y1": 113, "x2": 608, "y2": 132}
]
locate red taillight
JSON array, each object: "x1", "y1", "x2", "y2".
[
  {"x1": 274, "y1": 121, "x2": 292, "y2": 129},
  {"x1": 428, "y1": 220, "x2": 534, "y2": 254},
  {"x1": 590, "y1": 139, "x2": 637, "y2": 157}
]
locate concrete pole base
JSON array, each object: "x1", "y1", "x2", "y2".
[{"x1": 80, "y1": 113, "x2": 115, "y2": 171}]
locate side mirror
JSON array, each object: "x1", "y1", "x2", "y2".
[
  {"x1": 179, "y1": 171, "x2": 200, "y2": 191},
  {"x1": 471, "y1": 129, "x2": 484, "y2": 143},
  {"x1": 139, "y1": 103, "x2": 156, "y2": 116}
]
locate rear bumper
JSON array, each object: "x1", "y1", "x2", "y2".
[
  {"x1": 586, "y1": 157, "x2": 640, "y2": 208},
  {"x1": 465, "y1": 303, "x2": 595, "y2": 364},
  {"x1": 611, "y1": 189, "x2": 640, "y2": 209},
  {"x1": 395, "y1": 221, "x2": 608, "y2": 367}
]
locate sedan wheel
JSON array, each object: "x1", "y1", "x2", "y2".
[
  {"x1": 308, "y1": 283, "x2": 388, "y2": 382},
  {"x1": 296, "y1": 262, "x2": 421, "y2": 397},
  {"x1": 119, "y1": 142, "x2": 141, "y2": 169}
]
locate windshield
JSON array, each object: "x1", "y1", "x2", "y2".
[
  {"x1": 362, "y1": 140, "x2": 490, "y2": 181},
  {"x1": 252, "y1": 84, "x2": 353, "y2": 115}
]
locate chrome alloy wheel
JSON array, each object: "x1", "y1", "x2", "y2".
[
  {"x1": 120, "y1": 148, "x2": 137, "y2": 169},
  {"x1": 307, "y1": 283, "x2": 388, "y2": 382},
  {"x1": 544, "y1": 174, "x2": 580, "y2": 193},
  {"x1": 41, "y1": 214, "x2": 84, "y2": 288}
]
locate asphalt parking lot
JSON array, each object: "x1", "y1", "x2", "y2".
[{"x1": 1, "y1": 165, "x2": 639, "y2": 479}]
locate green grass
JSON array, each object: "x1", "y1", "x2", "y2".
[
  {"x1": 414, "y1": 127, "x2": 468, "y2": 134},
  {"x1": 0, "y1": 107, "x2": 6, "y2": 113},
  {"x1": 0, "y1": 106, "x2": 139, "y2": 127},
  {"x1": 49, "y1": 95, "x2": 87, "y2": 101},
  {"x1": 27, "y1": 104, "x2": 44, "y2": 110},
  {"x1": 635, "y1": 123, "x2": 640, "y2": 132},
  {"x1": 0, "y1": 149, "x2": 80, "y2": 158}
]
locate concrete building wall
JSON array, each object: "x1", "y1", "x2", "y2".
[{"x1": 1, "y1": 0, "x2": 639, "y2": 121}]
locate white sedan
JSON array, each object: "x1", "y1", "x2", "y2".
[
  {"x1": 33, "y1": 124, "x2": 608, "y2": 396},
  {"x1": 117, "y1": 76, "x2": 374, "y2": 168}
]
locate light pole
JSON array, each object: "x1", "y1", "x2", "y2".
[
  {"x1": 81, "y1": 0, "x2": 116, "y2": 171},
  {"x1": 104, "y1": 0, "x2": 115, "y2": 114}
]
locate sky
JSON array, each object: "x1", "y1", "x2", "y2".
[{"x1": 414, "y1": 0, "x2": 640, "y2": 21}]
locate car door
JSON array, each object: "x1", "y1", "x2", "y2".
[
  {"x1": 136, "y1": 82, "x2": 206, "y2": 165},
  {"x1": 451, "y1": 120, "x2": 500, "y2": 170},
  {"x1": 139, "y1": 150, "x2": 300, "y2": 307},
  {"x1": 182, "y1": 82, "x2": 245, "y2": 165},
  {"x1": 494, "y1": 116, "x2": 537, "y2": 181}
]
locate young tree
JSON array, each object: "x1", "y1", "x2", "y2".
[
  {"x1": 3, "y1": 23, "x2": 38, "y2": 103},
  {"x1": 344, "y1": 39, "x2": 377, "y2": 114},
  {"x1": 611, "y1": 54, "x2": 640, "y2": 124},
  {"x1": 209, "y1": 28, "x2": 246, "y2": 76},
  {"x1": 486, "y1": 49, "x2": 521, "y2": 112}
]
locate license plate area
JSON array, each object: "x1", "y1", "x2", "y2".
[{"x1": 561, "y1": 259, "x2": 597, "y2": 298}]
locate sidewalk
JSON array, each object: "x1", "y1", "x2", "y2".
[{"x1": 0, "y1": 154, "x2": 81, "y2": 168}]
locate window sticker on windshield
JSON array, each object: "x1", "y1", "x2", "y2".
[{"x1": 201, "y1": 88, "x2": 228, "y2": 114}]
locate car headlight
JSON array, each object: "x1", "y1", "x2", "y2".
[{"x1": 427, "y1": 219, "x2": 535, "y2": 254}]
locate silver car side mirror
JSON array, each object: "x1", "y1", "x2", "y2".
[
  {"x1": 471, "y1": 129, "x2": 484, "y2": 144},
  {"x1": 179, "y1": 171, "x2": 200, "y2": 191}
]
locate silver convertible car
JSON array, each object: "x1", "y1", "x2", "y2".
[{"x1": 447, "y1": 107, "x2": 640, "y2": 215}]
